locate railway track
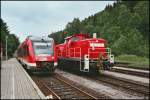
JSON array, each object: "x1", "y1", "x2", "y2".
[
  {"x1": 61, "y1": 69, "x2": 149, "y2": 98},
  {"x1": 110, "y1": 67, "x2": 149, "y2": 78},
  {"x1": 31, "y1": 73, "x2": 100, "y2": 99},
  {"x1": 94, "y1": 75, "x2": 149, "y2": 97}
]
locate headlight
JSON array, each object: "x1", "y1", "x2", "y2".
[{"x1": 52, "y1": 57, "x2": 54, "y2": 60}]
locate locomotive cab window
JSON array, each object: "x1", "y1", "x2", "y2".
[
  {"x1": 64, "y1": 39, "x2": 69, "y2": 43},
  {"x1": 82, "y1": 36, "x2": 89, "y2": 40},
  {"x1": 71, "y1": 37, "x2": 79, "y2": 42}
]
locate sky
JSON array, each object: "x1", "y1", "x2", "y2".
[{"x1": 1, "y1": 1, "x2": 115, "y2": 42}]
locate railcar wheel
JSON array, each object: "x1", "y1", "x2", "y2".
[
  {"x1": 26, "y1": 65, "x2": 33, "y2": 75},
  {"x1": 27, "y1": 69, "x2": 33, "y2": 75}
]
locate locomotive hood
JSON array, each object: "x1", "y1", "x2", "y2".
[{"x1": 81, "y1": 38, "x2": 106, "y2": 48}]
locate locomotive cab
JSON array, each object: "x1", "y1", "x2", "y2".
[{"x1": 32, "y1": 39, "x2": 57, "y2": 72}]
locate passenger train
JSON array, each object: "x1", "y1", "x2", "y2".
[{"x1": 16, "y1": 36, "x2": 57, "y2": 74}]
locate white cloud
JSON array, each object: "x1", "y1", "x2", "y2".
[{"x1": 1, "y1": 1, "x2": 114, "y2": 42}]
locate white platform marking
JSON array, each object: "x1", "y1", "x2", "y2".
[{"x1": 12, "y1": 65, "x2": 15, "y2": 99}]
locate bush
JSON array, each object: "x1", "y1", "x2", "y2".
[{"x1": 115, "y1": 54, "x2": 149, "y2": 66}]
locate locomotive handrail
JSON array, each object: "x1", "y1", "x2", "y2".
[
  {"x1": 56, "y1": 49, "x2": 62, "y2": 57},
  {"x1": 68, "y1": 47, "x2": 81, "y2": 59},
  {"x1": 68, "y1": 47, "x2": 111, "y2": 59},
  {"x1": 88, "y1": 48, "x2": 111, "y2": 59},
  {"x1": 56, "y1": 47, "x2": 81, "y2": 58},
  {"x1": 57, "y1": 46, "x2": 111, "y2": 60}
]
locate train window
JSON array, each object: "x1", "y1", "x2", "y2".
[
  {"x1": 22, "y1": 48, "x2": 24, "y2": 56},
  {"x1": 64, "y1": 39, "x2": 69, "y2": 43},
  {"x1": 82, "y1": 37, "x2": 88, "y2": 40},
  {"x1": 24, "y1": 45, "x2": 29, "y2": 56},
  {"x1": 20, "y1": 48, "x2": 23, "y2": 57},
  {"x1": 64, "y1": 40, "x2": 67, "y2": 43},
  {"x1": 23, "y1": 45, "x2": 26, "y2": 56},
  {"x1": 71, "y1": 37, "x2": 79, "y2": 42},
  {"x1": 33, "y1": 42, "x2": 53, "y2": 55}
]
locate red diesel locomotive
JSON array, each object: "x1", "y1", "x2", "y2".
[
  {"x1": 55, "y1": 33, "x2": 114, "y2": 72},
  {"x1": 17, "y1": 36, "x2": 57, "y2": 73}
]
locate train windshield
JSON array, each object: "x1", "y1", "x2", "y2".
[{"x1": 33, "y1": 41, "x2": 53, "y2": 55}]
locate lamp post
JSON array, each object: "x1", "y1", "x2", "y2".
[{"x1": 6, "y1": 36, "x2": 8, "y2": 60}]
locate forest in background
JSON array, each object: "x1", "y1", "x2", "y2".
[
  {"x1": 49, "y1": 1, "x2": 149, "y2": 58},
  {"x1": 1, "y1": 18, "x2": 20, "y2": 58}
]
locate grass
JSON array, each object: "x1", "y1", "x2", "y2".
[{"x1": 115, "y1": 54, "x2": 149, "y2": 70}]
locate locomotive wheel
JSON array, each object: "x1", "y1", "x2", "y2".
[
  {"x1": 89, "y1": 67, "x2": 100, "y2": 75},
  {"x1": 110, "y1": 63, "x2": 114, "y2": 67},
  {"x1": 27, "y1": 69, "x2": 33, "y2": 75}
]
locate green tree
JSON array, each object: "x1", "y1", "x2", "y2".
[
  {"x1": 1, "y1": 18, "x2": 20, "y2": 58},
  {"x1": 49, "y1": 1, "x2": 149, "y2": 58}
]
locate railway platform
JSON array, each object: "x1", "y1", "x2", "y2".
[
  {"x1": 102, "y1": 70, "x2": 149, "y2": 84},
  {"x1": 113, "y1": 66, "x2": 149, "y2": 73},
  {"x1": 1, "y1": 58, "x2": 45, "y2": 99}
]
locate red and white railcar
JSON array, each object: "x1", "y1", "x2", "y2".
[
  {"x1": 17, "y1": 36, "x2": 57, "y2": 73},
  {"x1": 56, "y1": 33, "x2": 114, "y2": 72}
]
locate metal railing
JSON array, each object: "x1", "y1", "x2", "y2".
[
  {"x1": 56, "y1": 49, "x2": 62, "y2": 57},
  {"x1": 56, "y1": 47, "x2": 111, "y2": 60},
  {"x1": 68, "y1": 47, "x2": 81, "y2": 59},
  {"x1": 88, "y1": 48, "x2": 111, "y2": 59}
]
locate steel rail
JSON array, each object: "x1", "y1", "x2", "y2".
[
  {"x1": 94, "y1": 75, "x2": 149, "y2": 96},
  {"x1": 111, "y1": 67, "x2": 149, "y2": 78},
  {"x1": 40, "y1": 80, "x2": 61, "y2": 99},
  {"x1": 54, "y1": 73, "x2": 98, "y2": 99},
  {"x1": 61, "y1": 69, "x2": 149, "y2": 97}
]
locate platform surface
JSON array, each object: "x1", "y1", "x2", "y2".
[
  {"x1": 113, "y1": 66, "x2": 149, "y2": 73},
  {"x1": 102, "y1": 70, "x2": 149, "y2": 84},
  {"x1": 1, "y1": 58, "x2": 45, "y2": 99}
]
